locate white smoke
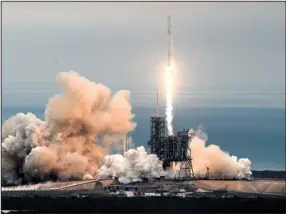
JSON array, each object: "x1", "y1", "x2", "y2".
[
  {"x1": 1, "y1": 71, "x2": 136, "y2": 186},
  {"x1": 127, "y1": 135, "x2": 134, "y2": 150},
  {"x1": 1, "y1": 182, "x2": 54, "y2": 191},
  {"x1": 97, "y1": 146, "x2": 165, "y2": 184},
  {"x1": 97, "y1": 129, "x2": 252, "y2": 184}
]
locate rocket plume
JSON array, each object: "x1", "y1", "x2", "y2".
[
  {"x1": 165, "y1": 15, "x2": 174, "y2": 136},
  {"x1": 1, "y1": 71, "x2": 136, "y2": 186},
  {"x1": 165, "y1": 65, "x2": 174, "y2": 136}
]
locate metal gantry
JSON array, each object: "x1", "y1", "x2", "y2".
[
  {"x1": 148, "y1": 115, "x2": 195, "y2": 180},
  {"x1": 148, "y1": 115, "x2": 166, "y2": 160}
]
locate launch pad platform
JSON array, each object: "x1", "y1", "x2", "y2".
[
  {"x1": 2, "y1": 178, "x2": 286, "y2": 213},
  {"x1": 2, "y1": 194, "x2": 285, "y2": 213},
  {"x1": 2, "y1": 173, "x2": 285, "y2": 213}
]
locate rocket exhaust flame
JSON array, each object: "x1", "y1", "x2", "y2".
[
  {"x1": 166, "y1": 65, "x2": 174, "y2": 136},
  {"x1": 165, "y1": 15, "x2": 174, "y2": 136}
]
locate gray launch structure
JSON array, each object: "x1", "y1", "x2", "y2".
[{"x1": 148, "y1": 115, "x2": 195, "y2": 179}]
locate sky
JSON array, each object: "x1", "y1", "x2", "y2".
[{"x1": 2, "y1": 2, "x2": 285, "y2": 108}]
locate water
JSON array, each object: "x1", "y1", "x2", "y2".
[{"x1": 2, "y1": 106, "x2": 285, "y2": 170}]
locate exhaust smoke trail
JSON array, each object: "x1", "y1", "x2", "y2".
[
  {"x1": 165, "y1": 15, "x2": 174, "y2": 136},
  {"x1": 165, "y1": 65, "x2": 174, "y2": 136}
]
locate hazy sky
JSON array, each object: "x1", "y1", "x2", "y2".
[{"x1": 2, "y1": 2, "x2": 285, "y2": 108}]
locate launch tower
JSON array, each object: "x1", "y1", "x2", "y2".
[
  {"x1": 148, "y1": 90, "x2": 166, "y2": 160},
  {"x1": 147, "y1": 97, "x2": 195, "y2": 179}
]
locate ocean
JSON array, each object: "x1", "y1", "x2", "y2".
[{"x1": 2, "y1": 106, "x2": 285, "y2": 170}]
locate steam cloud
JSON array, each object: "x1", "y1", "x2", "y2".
[
  {"x1": 97, "y1": 146, "x2": 165, "y2": 184},
  {"x1": 190, "y1": 131, "x2": 252, "y2": 179},
  {"x1": 98, "y1": 130, "x2": 252, "y2": 183},
  {"x1": 1, "y1": 71, "x2": 136, "y2": 186}
]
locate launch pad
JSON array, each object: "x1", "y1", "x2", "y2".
[
  {"x1": 2, "y1": 178, "x2": 285, "y2": 213},
  {"x1": 147, "y1": 90, "x2": 195, "y2": 179},
  {"x1": 148, "y1": 115, "x2": 195, "y2": 179}
]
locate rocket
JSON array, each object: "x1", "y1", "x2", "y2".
[{"x1": 167, "y1": 15, "x2": 172, "y2": 67}]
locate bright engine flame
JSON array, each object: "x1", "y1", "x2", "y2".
[{"x1": 165, "y1": 65, "x2": 174, "y2": 136}]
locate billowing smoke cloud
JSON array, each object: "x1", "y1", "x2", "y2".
[
  {"x1": 97, "y1": 146, "x2": 165, "y2": 184},
  {"x1": 2, "y1": 71, "x2": 136, "y2": 186},
  {"x1": 189, "y1": 131, "x2": 252, "y2": 179},
  {"x1": 97, "y1": 129, "x2": 252, "y2": 183},
  {"x1": 2, "y1": 71, "x2": 251, "y2": 186},
  {"x1": 168, "y1": 129, "x2": 251, "y2": 179}
]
